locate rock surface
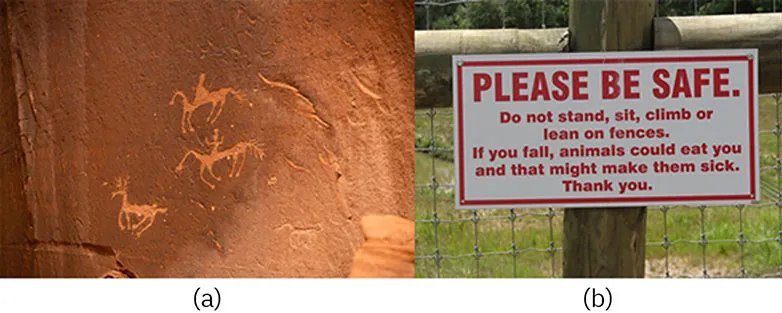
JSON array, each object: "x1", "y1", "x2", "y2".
[
  {"x1": 0, "y1": 0, "x2": 414, "y2": 278},
  {"x1": 349, "y1": 214, "x2": 415, "y2": 278}
]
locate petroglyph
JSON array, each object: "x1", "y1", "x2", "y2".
[
  {"x1": 111, "y1": 176, "x2": 168, "y2": 239},
  {"x1": 273, "y1": 222, "x2": 323, "y2": 234},
  {"x1": 190, "y1": 199, "x2": 208, "y2": 211},
  {"x1": 175, "y1": 131, "x2": 223, "y2": 189},
  {"x1": 175, "y1": 129, "x2": 265, "y2": 189},
  {"x1": 175, "y1": 148, "x2": 219, "y2": 189},
  {"x1": 346, "y1": 113, "x2": 367, "y2": 127},
  {"x1": 318, "y1": 147, "x2": 342, "y2": 179},
  {"x1": 283, "y1": 156, "x2": 309, "y2": 173},
  {"x1": 349, "y1": 71, "x2": 390, "y2": 114},
  {"x1": 257, "y1": 72, "x2": 331, "y2": 128},
  {"x1": 346, "y1": 99, "x2": 367, "y2": 127},
  {"x1": 169, "y1": 73, "x2": 249, "y2": 134},
  {"x1": 335, "y1": 32, "x2": 356, "y2": 49},
  {"x1": 222, "y1": 143, "x2": 266, "y2": 179},
  {"x1": 207, "y1": 230, "x2": 226, "y2": 254},
  {"x1": 237, "y1": 4, "x2": 259, "y2": 25},
  {"x1": 274, "y1": 223, "x2": 323, "y2": 250}
]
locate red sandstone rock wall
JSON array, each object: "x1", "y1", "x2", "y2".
[
  {"x1": 349, "y1": 215, "x2": 415, "y2": 278},
  {"x1": 0, "y1": 0, "x2": 414, "y2": 278}
]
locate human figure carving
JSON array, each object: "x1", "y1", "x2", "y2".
[
  {"x1": 175, "y1": 145, "x2": 223, "y2": 190},
  {"x1": 169, "y1": 73, "x2": 247, "y2": 133},
  {"x1": 111, "y1": 176, "x2": 168, "y2": 239},
  {"x1": 206, "y1": 128, "x2": 224, "y2": 155},
  {"x1": 175, "y1": 130, "x2": 265, "y2": 189}
]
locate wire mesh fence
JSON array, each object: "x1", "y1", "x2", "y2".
[{"x1": 413, "y1": 0, "x2": 782, "y2": 278}]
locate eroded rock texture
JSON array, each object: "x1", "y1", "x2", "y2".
[
  {"x1": 0, "y1": 0, "x2": 414, "y2": 278},
  {"x1": 349, "y1": 214, "x2": 415, "y2": 278}
]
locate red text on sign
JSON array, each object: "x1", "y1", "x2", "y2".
[
  {"x1": 473, "y1": 71, "x2": 589, "y2": 103},
  {"x1": 602, "y1": 69, "x2": 641, "y2": 100},
  {"x1": 652, "y1": 67, "x2": 734, "y2": 99}
]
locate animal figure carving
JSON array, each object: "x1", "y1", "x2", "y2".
[
  {"x1": 219, "y1": 141, "x2": 266, "y2": 178},
  {"x1": 175, "y1": 129, "x2": 265, "y2": 189},
  {"x1": 169, "y1": 73, "x2": 247, "y2": 133},
  {"x1": 111, "y1": 176, "x2": 168, "y2": 239}
]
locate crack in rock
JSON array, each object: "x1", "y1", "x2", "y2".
[
  {"x1": 101, "y1": 260, "x2": 138, "y2": 278},
  {"x1": 26, "y1": 239, "x2": 117, "y2": 257}
]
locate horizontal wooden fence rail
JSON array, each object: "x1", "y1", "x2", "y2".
[
  {"x1": 415, "y1": 13, "x2": 782, "y2": 95},
  {"x1": 415, "y1": 28, "x2": 568, "y2": 69}
]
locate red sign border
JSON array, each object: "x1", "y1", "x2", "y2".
[{"x1": 456, "y1": 55, "x2": 757, "y2": 207}]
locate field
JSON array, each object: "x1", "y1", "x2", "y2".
[{"x1": 414, "y1": 95, "x2": 782, "y2": 278}]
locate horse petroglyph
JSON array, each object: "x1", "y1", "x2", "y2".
[
  {"x1": 169, "y1": 73, "x2": 250, "y2": 134},
  {"x1": 111, "y1": 176, "x2": 168, "y2": 239},
  {"x1": 175, "y1": 129, "x2": 265, "y2": 189}
]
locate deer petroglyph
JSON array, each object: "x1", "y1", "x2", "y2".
[
  {"x1": 169, "y1": 73, "x2": 249, "y2": 134},
  {"x1": 175, "y1": 129, "x2": 265, "y2": 189},
  {"x1": 111, "y1": 176, "x2": 168, "y2": 239}
]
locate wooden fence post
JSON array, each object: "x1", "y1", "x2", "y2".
[{"x1": 562, "y1": 0, "x2": 656, "y2": 278}]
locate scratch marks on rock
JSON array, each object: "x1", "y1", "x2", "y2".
[
  {"x1": 257, "y1": 72, "x2": 331, "y2": 129},
  {"x1": 283, "y1": 156, "x2": 309, "y2": 173},
  {"x1": 346, "y1": 112, "x2": 367, "y2": 127},
  {"x1": 207, "y1": 230, "x2": 227, "y2": 254},
  {"x1": 190, "y1": 199, "x2": 208, "y2": 211},
  {"x1": 348, "y1": 70, "x2": 390, "y2": 115},
  {"x1": 26, "y1": 239, "x2": 118, "y2": 258},
  {"x1": 319, "y1": 145, "x2": 351, "y2": 220},
  {"x1": 273, "y1": 223, "x2": 323, "y2": 234},
  {"x1": 318, "y1": 146, "x2": 342, "y2": 180},
  {"x1": 335, "y1": 32, "x2": 356, "y2": 49},
  {"x1": 351, "y1": 72, "x2": 381, "y2": 100},
  {"x1": 236, "y1": 4, "x2": 259, "y2": 26},
  {"x1": 13, "y1": 50, "x2": 39, "y2": 169}
]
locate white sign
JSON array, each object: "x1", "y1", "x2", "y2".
[{"x1": 453, "y1": 49, "x2": 759, "y2": 209}]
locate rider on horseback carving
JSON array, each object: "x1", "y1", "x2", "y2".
[{"x1": 206, "y1": 128, "x2": 223, "y2": 155}]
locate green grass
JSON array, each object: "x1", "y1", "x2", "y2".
[{"x1": 414, "y1": 95, "x2": 782, "y2": 278}]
